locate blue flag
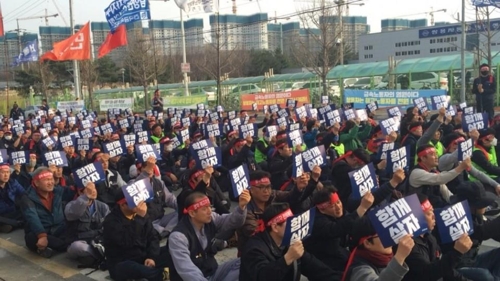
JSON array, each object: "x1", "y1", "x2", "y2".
[
  {"x1": 11, "y1": 40, "x2": 38, "y2": 67},
  {"x1": 104, "y1": 0, "x2": 151, "y2": 32},
  {"x1": 472, "y1": 0, "x2": 500, "y2": 7}
]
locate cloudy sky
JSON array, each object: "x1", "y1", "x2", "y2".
[{"x1": 2, "y1": 0, "x2": 498, "y2": 35}]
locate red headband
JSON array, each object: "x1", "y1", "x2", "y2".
[
  {"x1": 266, "y1": 208, "x2": 293, "y2": 226},
  {"x1": 250, "y1": 177, "x2": 271, "y2": 186},
  {"x1": 276, "y1": 142, "x2": 287, "y2": 149},
  {"x1": 34, "y1": 171, "x2": 53, "y2": 181},
  {"x1": 417, "y1": 147, "x2": 436, "y2": 158},
  {"x1": 446, "y1": 137, "x2": 465, "y2": 151},
  {"x1": 421, "y1": 200, "x2": 432, "y2": 212},
  {"x1": 116, "y1": 198, "x2": 127, "y2": 205},
  {"x1": 190, "y1": 170, "x2": 205, "y2": 181},
  {"x1": 0, "y1": 164, "x2": 9, "y2": 170},
  {"x1": 235, "y1": 139, "x2": 247, "y2": 146},
  {"x1": 410, "y1": 125, "x2": 422, "y2": 133},
  {"x1": 316, "y1": 193, "x2": 340, "y2": 209},
  {"x1": 276, "y1": 133, "x2": 287, "y2": 139},
  {"x1": 183, "y1": 197, "x2": 211, "y2": 214}
]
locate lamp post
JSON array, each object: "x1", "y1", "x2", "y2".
[
  {"x1": 120, "y1": 68, "x2": 125, "y2": 88},
  {"x1": 334, "y1": 0, "x2": 364, "y2": 65}
]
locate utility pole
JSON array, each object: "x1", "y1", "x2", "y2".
[
  {"x1": 216, "y1": 0, "x2": 221, "y2": 106},
  {"x1": 15, "y1": 20, "x2": 23, "y2": 70},
  {"x1": 460, "y1": 0, "x2": 466, "y2": 103},
  {"x1": 180, "y1": 9, "x2": 189, "y2": 96},
  {"x1": 69, "y1": 0, "x2": 81, "y2": 100},
  {"x1": 339, "y1": 0, "x2": 344, "y2": 65}
]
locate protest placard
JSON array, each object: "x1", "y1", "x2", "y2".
[
  {"x1": 462, "y1": 113, "x2": 488, "y2": 132},
  {"x1": 457, "y1": 138, "x2": 473, "y2": 161},
  {"x1": 277, "y1": 117, "x2": 288, "y2": 128},
  {"x1": 356, "y1": 109, "x2": 368, "y2": 121},
  {"x1": 367, "y1": 101, "x2": 378, "y2": 113},
  {"x1": 301, "y1": 145, "x2": 326, "y2": 172},
  {"x1": 10, "y1": 151, "x2": 27, "y2": 165},
  {"x1": 44, "y1": 151, "x2": 68, "y2": 167},
  {"x1": 288, "y1": 130, "x2": 303, "y2": 148},
  {"x1": 435, "y1": 201, "x2": 474, "y2": 244},
  {"x1": 295, "y1": 106, "x2": 307, "y2": 120},
  {"x1": 73, "y1": 162, "x2": 106, "y2": 188},
  {"x1": 324, "y1": 110, "x2": 342, "y2": 127},
  {"x1": 344, "y1": 109, "x2": 356, "y2": 120},
  {"x1": 121, "y1": 178, "x2": 154, "y2": 208},
  {"x1": 229, "y1": 164, "x2": 250, "y2": 197},
  {"x1": 386, "y1": 146, "x2": 409, "y2": 173},
  {"x1": 136, "y1": 131, "x2": 149, "y2": 143},
  {"x1": 60, "y1": 135, "x2": 74, "y2": 149},
  {"x1": 76, "y1": 138, "x2": 92, "y2": 151},
  {"x1": 413, "y1": 97, "x2": 429, "y2": 112},
  {"x1": 349, "y1": 163, "x2": 378, "y2": 199},
  {"x1": 239, "y1": 124, "x2": 257, "y2": 138},
  {"x1": 282, "y1": 208, "x2": 316, "y2": 246},
  {"x1": 292, "y1": 153, "x2": 303, "y2": 178},
  {"x1": 266, "y1": 125, "x2": 278, "y2": 138},
  {"x1": 387, "y1": 107, "x2": 402, "y2": 118},
  {"x1": 321, "y1": 96, "x2": 329, "y2": 105},
  {"x1": 135, "y1": 144, "x2": 161, "y2": 163},
  {"x1": 205, "y1": 123, "x2": 222, "y2": 138},
  {"x1": 431, "y1": 95, "x2": 450, "y2": 110},
  {"x1": 104, "y1": 140, "x2": 124, "y2": 158},
  {"x1": 377, "y1": 142, "x2": 395, "y2": 160},
  {"x1": 368, "y1": 194, "x2": 429, "y2": 247}
]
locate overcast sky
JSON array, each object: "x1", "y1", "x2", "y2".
[{"x1": 2, "y1": 0, "x2": 499, "y2": 35}]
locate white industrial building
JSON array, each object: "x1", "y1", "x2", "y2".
[{"x1": 358, "y1": 18, "x2": 500, "y2": 63}]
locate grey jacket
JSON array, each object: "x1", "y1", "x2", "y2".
[
  {"x1": 350, "y1": 258, "x2": 409, "y2": 281},
  {"x1": 439, "y1": 150, "x2": 499, "y2": 188}
]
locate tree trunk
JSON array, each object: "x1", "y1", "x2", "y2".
[{"x1": 143, "y1": 82, "x2": 148, "y2": 111}]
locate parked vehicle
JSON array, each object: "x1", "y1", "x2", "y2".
[
  {"x1": 345, "y1": 77, "x2": 383, "y2": 90},
  {"x1": 375, "y1": 72, "x2": 448, "y2": 91},
  {"x1": 231, "y1": 84, "x2": 264, "y2": 95}
]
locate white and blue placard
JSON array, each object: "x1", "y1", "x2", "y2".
[
  {"x1": 44, "y1": 151, "x2": 68, "y2": 167},
  {"x1": 431, "y1": 95, "x2": 450, "y2": 110},
  {"x1": 288, "y1": 130, "x2": 303, "y2": 148},
  {"x1": 277, "y1": 117, "x2": 288, "y2": 128},
  {"x1": 349, "y1": 163, "x2": 378, "y2": 199},
  {"x1": 464, "y1": 107, "x2": 475, "y2": 115},
  {"x1": 318, "y1": 104, "x2": 334, "y2": 118},
  {"x1": 118, "y1": 118, "x2": 130, "y2": 129},
  {"x1": 459, "y1": 102, "x2": 467, "y2": 110},
  {"x1": 60, "y1": 135, "x2": 74, "y2": 148},
  {"x1": 135, "y1": 144, "x2": 161, "y2": 163},
  {"x1": 344, "y1": 109, "x2": 356, "y2": 120},
  {"x1": 80, "y1": 128, "x2": 93, "y2": 139},
  {"x1": 76, "y1": 138, "x2": 92, "y2": 151},
  {"x1": 356, "y1": 109, "x2": 368, "y2": 121},
  {"x1": 81, "y1": 119, "x2": 92, "y2": 129},
  {"x1": 295, "y1": 106, "x2": 307, "y2": 120},
  {"x1": 43, "y1": 123, "x2": 52, "y2": 131},
  {"x1": 324, "y1": 110, "x2": 342, "y2": 127},
  {"x1": 282, "y1": 208, "x2": 316, "y2": 246},
  {"x1": 104, "y1": 140, "x2": 125, "y2": 158},
  {"x1": 278, "y1": 108, "x2": 289, "y2": 118},
  {"x1": 42, "y1": 136, "x2": 57, "y2": 149},
  {"x1": 386, "y1": 146, "x2": 409, "y2": 173},
  {"x1": 229, "y1": 164, "x2": 250, "y2": 197},
  {"x1": 266, "y1": 125, "x2": 279, "y2": 138},
  {"x1": 229, "y1": 117, "x2": 241, "y2": 129},
  {"x1": 447, "y1": 103, "x2": 457, "y2": 117},
  {"x1": 205, "y1": 123, "x2": 222, "y2": 138},
  {"x1": 194, "y1": 147, "x2": 222, "y2": 169},
  {"x1": 301, "y1": 145, "x2": 326, "y2": 172},
  {"x1": 367, "y1": 101, "x2": 378, "y2": 113},
  {"x1": 12, "y1": 125, "x2": 25, "y2": 135},
  {"x1": 73, "y1": 162, "x2": 106, "y2": 189},
  {"x1": 307, "y1": 108, "x2": 318, "y2": 119},
  {"x1": 197, "y1": 103, "x2": 205, "y2": 110},
  {"x1": 252, "y1": 103, "x2": 258, "y2": 111},
  {"x1": 68, "y1": 116, "x2": 76, "y2": 125},
  {"x1": 368, "y1": 194, "x2": 429, "y2": 248},
  {"x1": 179, "y1": 128, "x2": 190, "y2": 143},
  {"x1": 216, "y1": 105, "x2": 224, "y2": 113},
  {"x1": 144, "y1": 110, "x2": 153, "y2": 118},
  {"x1": 380, "y1": 117, "x2": 400, "y2": 135},
  {"x1": 228, "y1": 111, "x2": 236, "y2": 120},
  {"x1": 263, "y1": 105, "x2": 269, "y2": 114},
  {"x1": 136, "y1": 130, "x2": 149, "y2": 143},
  {"x1": 287, "y1": 99, "x2": 297, "y2": 108},
  {"x1": 134, "y1": 120, "x2": 145, "y2": 133},
  {"x1": 289, "y1": 123, "x2": 301, "y2": 132},
  {"x1": 292, "y1": 153, "x2": 303, "y2": 178},
  {"x1": 458, "y1": 138, "x2": 473, "y2": 161},
  {"x1": 462, "y1": 113, "x2": 488, "y2": 132},
  {"x1": 435, "y1": 201, "x2": 474, "y2": 244},
  {"x1": 321, "y1": 95, "x2": 329, "y2": 105},
  {"x1": 11, "y1": 39, "x2": 39, "y2": 66},
  {"x1": 10, "y1": 151, "x2": 27, "y2": 165},
  {"x1": 413, "y1": 97, "x2": 429, "y2": 112},
  {"x1": 269, "y1": 104, "x2": 279, "y2": 114},
  {"x1": 209, "y1": 112, "x2": 220, "y2": 121},
  {"x1": 239, "y1": 123, "x2": 256, "y2": 138},
  {"x1": 0, "y1": 149, "x2": 7, "y2": 164},
  {"x1": 181, "y1": 117, "x2": 191, "y2": 128},
  {"x1": 122, "y1": 178, "x2": 154, "y2": 208},
  {"x1": 387, "y1": 107, "x2": 402, "y2": 118},
  {"x1": 196, "y1": 109, "x2": 205, "y2": 117},
  {"x1": 377, "y1": 142, "x2": 395, "y2": 160}
]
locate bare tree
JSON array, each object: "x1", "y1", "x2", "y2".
[
  {"x1": 79, "y1": 60, "x2": 99, "y2": 111},
  {"x1": 291, "y1": 0, "x2": 342, "y2": 97},
  {"x1": 38, "y1": 62, "x2": 55, "y2": 99},
  {"x1": 124, "y1": 30, "x2": 167, "y2": 109}
]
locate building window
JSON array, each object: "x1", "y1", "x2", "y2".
[
  {"x1": 409, "y1": 51, "x2": 414, "y2": 55},
  {"x1": 415, "y1": 50, "x2": 420, "y2": 54},
  {"x1": 402, "y1": 51, "x2": 408, "y2": 55},
  {"x1": 430, "y1": 49, "x2": 435, "y2": 53},
  {"x1": 396, "y1": 51, "x2": 401, "y2": 56}
]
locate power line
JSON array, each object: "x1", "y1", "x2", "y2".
[
  {"x1": 2, "y1": 0, "x2": 33, "y2": 21},
  {"x1": 4, "y1": 0, "x2": 47, "y2": 23}
]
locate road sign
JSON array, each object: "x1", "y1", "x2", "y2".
[{"x1": 181, "y1": 63, "x2": 191, "y2": 73}]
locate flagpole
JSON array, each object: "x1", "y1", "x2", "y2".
[
  {"x1": 3, "y1": 37, "x2": 9, "y2": 113},
  {"x1": 69, "y1": 0, "x2": 81, "y2": 100},
  {"x1": 460, "y1": 0, "x2": 466, "y2": 103},
  {"x1": 180, "y1": 9, "x2": 189, "y2": 96}
]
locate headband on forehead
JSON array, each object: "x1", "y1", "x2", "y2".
[
  {"x1": 276, "y1": 142, "x2": 287, "y2": 149},
  {"x1": 410, "y1": 125, "x2": 422, "y2": 133},
  {"x1": 421, "y1": 199, "x2": 432, "y2": 212},
  {"x1": 446, "y1": 137, "x2": 465, "y2": 151},
  {"x1": 183, "y1": 197, "x2": 211, "y2": 214},
  {"x1": 34, "y1": 171, "x2": 53, "y2": 181},
  {"x1": 235, "y1": 139, "x2": 247, "y2": 146},
  {"x1": 417, "y1": 147, "x2": 436, "y2": 158},
  {"x1": 316, "y1": 192, "x2": 340, "y2": 209},
  {"x1": 250, "y1": 177, "x2": 271, "y2": 186},
  {"x1": 0, "y1": 164, "x2": 9, "y2": 171},
  {"x1": 266, "y1": 208, "x2": 293, "y2": 226}
]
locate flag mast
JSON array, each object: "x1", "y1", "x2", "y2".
[{"x1": 69, "y1": 0, "x2": 81, "y2": 100}]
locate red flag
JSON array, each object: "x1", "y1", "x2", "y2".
[
  {"x1": 98, "y1": 25, "x2": 128, "y2": 58},
  {"x1": 0, "y1": 3, "x2": 5, "y2": 37},
  {"x1": 40, "y1": 22, "x2": 91, "y2": 61}
]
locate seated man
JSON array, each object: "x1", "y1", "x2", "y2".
[
  {"x1": 64, "y1": 182, "x2": 109, "y2": 267},
  {"x1": 239, "y1": 203, "x2": 336, "y2": 281},
  {"x1": 20, "y1": 167, "x2": 75, "y2": 258},
  {"x1": 103, "y1": 189, "x2": 168, "y2": 281},
  {"x1": 471, "y1": 128, "x2": 500, "y2": 190},
  {"x1": 168, "y1": 189, "x2": 250, "y2": 281},
  {"x1": 0, "y1": 163, "x2": 25, "y2": 233}
]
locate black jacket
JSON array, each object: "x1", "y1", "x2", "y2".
[
  {"x1": 240, "y1": 231, "x2": 339, "y2": 281},
  {"x1": 304, "y1": 210, "x2": 358, "y2": 272},
  {"x1": 331, "y1": 160, "x2": 354, "y2": 204},
  {"x1": 400, "y1": 234, "x2": 467, "y2": 281},
  {"x1": 102, "y1": 207, "x2": 159, "y2": 268},
  {"x1": 269, "y1": 154, "x2": 293, "y2": 190}
]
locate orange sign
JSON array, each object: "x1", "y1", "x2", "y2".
[{"x1": 240, "y1": 89, "x2": 310, "y2": 110}]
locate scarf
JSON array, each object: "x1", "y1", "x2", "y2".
[{"x1": 355, "y1": 247, "x2": 393, "y2": 268}]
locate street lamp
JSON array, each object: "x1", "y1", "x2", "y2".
[
  {"x1": 334, "y1": 0, "x2": 364, "y2": 65},
  {"x1": 120, "y1": 68, "x2": 125, "y2": 87}
]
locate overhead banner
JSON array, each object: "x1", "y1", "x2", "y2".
[
  {"x1": 240, "y1": 90, "x2": 310, "y2": 111},
  {"x1": 344, "y1": 89, "x2": 446, "y2": 109},
  {"x1": 418, "y1": 18, "x2": 500, "y2": 39},
  {"x1": 57, "y1": 100, "x2": 85, "y2": 111},
  {"x1": 99, "y1": 98, "x2": 134, "y2": 111},
  {"x1": 163, "y1": 95, "x2": 207, "y2": 109}
]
